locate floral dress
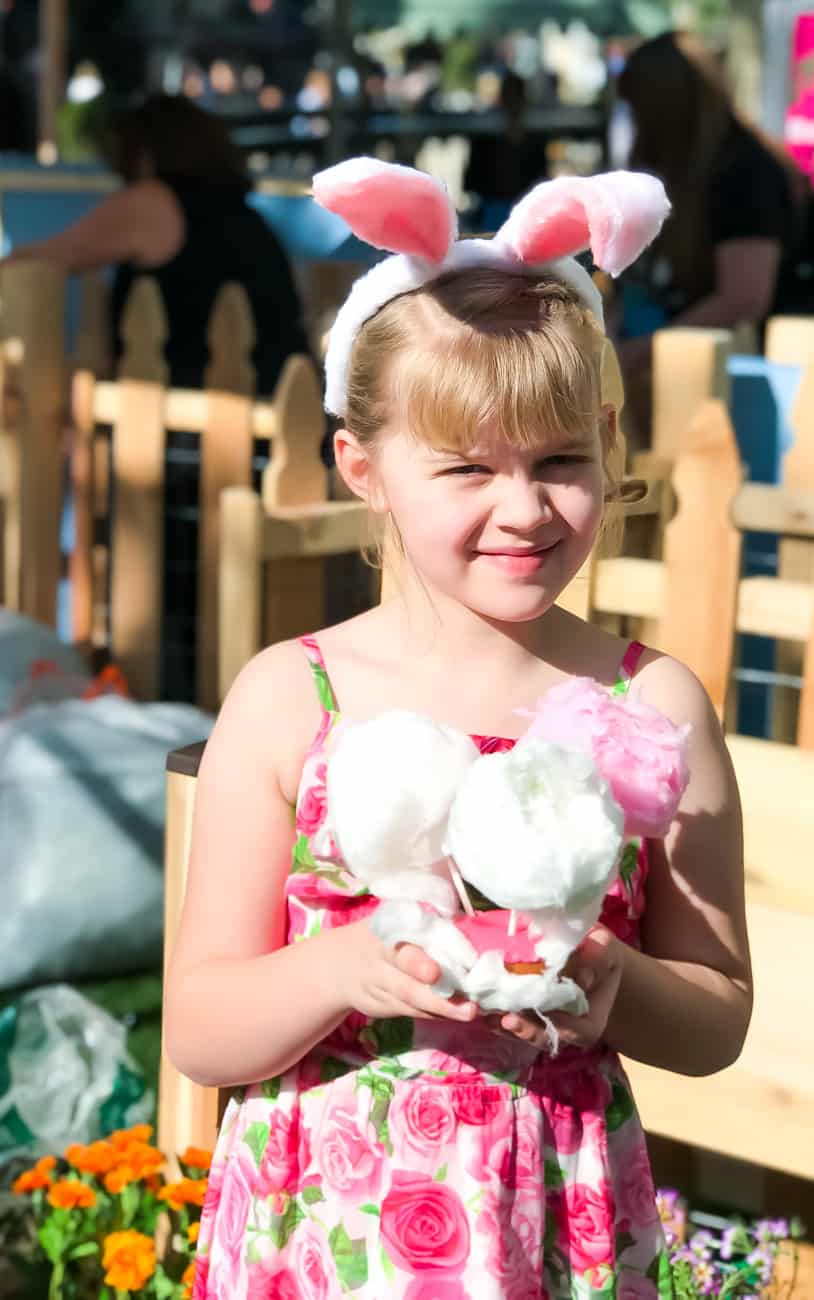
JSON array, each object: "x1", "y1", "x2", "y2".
[{"x1": 194, "y1": 637, "x2": 673, "y2": 1300}]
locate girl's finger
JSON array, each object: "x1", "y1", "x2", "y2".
[
  {"x1": 391, "y1": 943, "x2": 442, "y2": 985},
  {"x1": 396, "y1": 974, "x2": 478, "y2": 1022}
]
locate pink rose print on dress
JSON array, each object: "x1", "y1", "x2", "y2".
[
  {"x1": 191, "y1": 1256, "x2": 209, "y2": 1300},
  {"x1": 546, "y1": 1069, "x2": 610, "y2": 1156},
  {"x1": 253, "y1": 1108, "x2": 303, "y2": 1196},
  {"x1": 388, "y1": 1082, "x2": 457, "y2": 1160},
  {"x1": 552, "y1": 1181, "x2": 615, "y2": 1284},
  {"x1": 470, "y1": 1109, "x2": 542, "y2": 1191},
  {"x1": 451, "y1": 1082, "x2": 504, "y2": 1126},
  {"x1": 405, "y1": 1279, "x2": 473, "y2": 1299},
  {"x1": 616, "y1": 1142, "x2": 660, "y2": 1227},
  {"x1": 246, "y1": 1263, "x2": 300, "y2": 1300},
  {"x1": 297, "y1": 764, "x2": 328, "y2": 835},
  {"x1": 478, "y1": 1189, "x2": 543, "y2": 1291},
  {"x1": 208, "y1": 1154, "x2": 253, "y2": 1297},
  {"x1": 318, "y1": 1103, "x2": 383, "y2": 1199},
  {"x1": 292, "y1": 1221, "x2": 339, "y2": 1300},
  {"x1": 381, "y1": 1171, "x2": 471, "y2": 1274},
  {"x1": 599, "y1": 891, "x2": 638, "y2": 945}
]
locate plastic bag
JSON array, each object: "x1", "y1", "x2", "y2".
[
  {"x1": 0, "y1": 611, "x2": 89, "y2": 715},
  {"x1": 0, "y1": 693, "x2": 213, "y2": 991},
  {"x1": 0, "y1": 986, "x2": 153, "y2": 1163}
]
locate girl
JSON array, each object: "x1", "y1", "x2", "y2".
[{"x1": 165, "y1": 161, "x2": 751, "y2": 1300}]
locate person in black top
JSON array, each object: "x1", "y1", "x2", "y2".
[
  {"x1": 7, "y1": 93, "x2": 308, "y2": 391},
  {"x1": 5, "y1": 95, "x2": 310, "y2": 700},
  {"x1": 612, "y1": 32, "x2": 807, "y2": 448},
  {"x1": 465, "y1": 73, "x2": 548, "y2": 232}
]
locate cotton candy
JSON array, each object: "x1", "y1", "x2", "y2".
[
  {"x1": 319, "y1": 711, "x2": 479, "y2": 915},
  {"x1": 445, "y1": 740, "x2": 624, "y2": 922},
  {"x1": 519, "y1": 678, "x2": 690, "y2": 838}
]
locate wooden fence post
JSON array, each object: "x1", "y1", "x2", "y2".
[
  {"x1": 0, "y1": 260, "x2": 66, "y2": 625},
  {"x1": 261, "y1": 356, "x2": 329, "y2": 646},
  {"x1": 110, "y1": 278, "x2": 168, "y2": 699},
  {"x1": 657, "y1": 399, "x2": 743, "y2": 719},
  {"x1": 197, "y1": 284, "x2": 256, "y2": 712},
  {"x1": 651, "y1": 327, "x2": 731, "y2": 461}
]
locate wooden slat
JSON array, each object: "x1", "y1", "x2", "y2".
[
  {"x1": 219, "y1": 487, "x2": 264, "y2": 702},
  {"x1": 764, "y1": 314, "x2": 814, "y2": 368},
  {"x1": 0, "y1": 343, "x2": 21, "y2": 610},
  {"x1": 729, "y1": 734, "x2": 814, "y2": 911},
  {"x1": 93, "y1": 382, "x2": 282, "y2": 440},
  {"x1": 158, "y1": 766, "x2": 220, "y2": 1155},
  {"x1": 657, "y1": 399, "x2": 743, "y2": 717},
  {"x1": 774, "y1": 344, "x2": 814, "y2": 742},
  {"x1": 731, "y1": 482, "x2": 814, "y2": 537},
  {"x1": 110, "y1": 280, "x2": 168, "y2": 700},
  {"x1": 0, "y1": 260, "x2": 66, "y2": 625},
  {"x1": 261, "y1": 356, "x2": 330, "y2": 651},
  {"x1": 197, "y1": 284, "x2": 256, "y2": 712},
  {"x1": 651, "y1": 327, "x2": 731, "y2": 460},
  {"x1": 623, "y1": 902, "x2": 814, "y2": 1181},
  {"x1": 69, "y1": 368, "x2": 96, "y2": 644},
  {"x1": 262, "y1": 501, "x2": 369, "y2": 560},
  {"x1": 593, "y1": 559, "x2": 814, "y2": 643}
]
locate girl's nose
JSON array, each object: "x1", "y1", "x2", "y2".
[{"x1": 492, "y1": 476, "x2": 554, "y2": 531}]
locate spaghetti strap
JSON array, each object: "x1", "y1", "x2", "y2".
[
  {"x1": 299, "y1": 634, "x2": 340, "y2": 713},
  {"x1": 612, "y1": 639, "x2": 646, "y2": 696}
]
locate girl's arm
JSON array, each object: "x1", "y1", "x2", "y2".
[
  {"x1": 670, "y1": 238, "x2": 780, "y2": 329},
  {"x1": 603, "y1": 654, "x2": 752, "y2": 1075},
  {"x1": 164, "y1": 641, "x2": 476, "y2": 1089},
  {"x1": 1, "y1": 180, "x2": 184, "y2": 274}
]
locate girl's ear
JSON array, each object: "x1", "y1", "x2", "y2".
[{"x1": 333, "y1": 429, "x2": 389, "y2": 513}]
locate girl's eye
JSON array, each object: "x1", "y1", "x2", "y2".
[
  {"x1": 539, "y1": 455, "x2": 591, "y2": 468},
  {"x1": 444, "y1": 464, "x2": 492, "y2": 476}
]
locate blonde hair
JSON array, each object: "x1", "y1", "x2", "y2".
[{"x1": 343, "y1": 265, "x2": 626, "y2": 568}]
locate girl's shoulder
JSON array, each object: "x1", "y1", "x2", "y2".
[{"x1": 215, "y1": 636, "x2": 328, "y2": 805}]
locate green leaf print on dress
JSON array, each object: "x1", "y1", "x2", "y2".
[
  {"x1": 243, "y1": 1121, "x2": 270, "y2": 1169},
  {"x1": 329, "y1": 1222, "x2": 369, "y2": 1291},
  {"x1": 605, "y1": 1077, "x2": 635, "y2": 1132}
]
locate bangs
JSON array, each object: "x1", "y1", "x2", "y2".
[{"x1": 386, "y1": 292, "x2": 602, "y2": 454}]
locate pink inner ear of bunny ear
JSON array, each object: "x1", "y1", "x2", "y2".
[
  {"x1": 312, "y1": 157, "x2": 457, "y2": 263},
  {"x1": 499, "y1": 172, "x2": 670, "y2": 278}
]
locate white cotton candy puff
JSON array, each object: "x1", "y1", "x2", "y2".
[
  {"x1": 323, "y1": 711, "x2": 479, "y2": 895},
  {"x1": 445, "y1": 739, "x2": 624, "y2": 921}
]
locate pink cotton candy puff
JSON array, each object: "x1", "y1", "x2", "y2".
[{"x1": 519, "y1": 677, "x2": 690, "y2": 839}]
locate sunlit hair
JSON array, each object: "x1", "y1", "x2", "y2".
[{"x1": 343, "y1": 265, "x2": 628, "y2": 570}]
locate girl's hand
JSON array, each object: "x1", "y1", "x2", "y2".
[
  {"x1": 488, "y1": 925, "x2": 623, "y2": 1052},
  {"x1": 335, "y1": 918, "x2": 479, "y2": 1023}
]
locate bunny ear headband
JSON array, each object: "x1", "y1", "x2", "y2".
[{"x1": 311, "y1": 156, "x2": 671, "y2": 418}]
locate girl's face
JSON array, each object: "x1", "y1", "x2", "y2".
[{"x1": 343, "y1": 416, "x2": 608, "y2": 625}]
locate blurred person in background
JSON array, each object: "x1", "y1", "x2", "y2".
[
  {"x1": 4, "y1": 93, "x2": 308, "y2": 390},
  {"x1": 4, "y1": 94, "x2": 309, "y2": 702},
  {"x1": 464, "y1": 71, "x2": 547, "y2": 230},
  {"x1": 614, "y1": 31, "x2": 807, "y2": 449}
]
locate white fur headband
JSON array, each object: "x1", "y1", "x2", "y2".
[{"x1": 312, "y1": 157, "x2": 671, "y2": 418}]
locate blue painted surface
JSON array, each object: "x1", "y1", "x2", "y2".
[{"x1": 727, "y1": 355, "x2": 802, "y2": 737}]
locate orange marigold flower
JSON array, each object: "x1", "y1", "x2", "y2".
[
  {"x1": 64, "y1": 1144, "x2": 86, "y2": 1167},
  {"x1": 158, "y1": 1178, "x2": 207, "y2": 1211},
  {"x1": 102, "y1": 1230, "x2": 156, "y2": 1291},
  {"x1": 145, "y1": 1173, "x2": 162, "y2": 1194},
  {"x1": 120, "y1": 1141, "x2": 165, "y2": 1179},
  {"x1": 187, "y1": 1221, "x2": 200, "y2": 1244},
  {"x1": 180, "y1": 1146, "x2": 212, "y2": 1172},
  {"x1": 104, "y1": 1166, "x2": 136, "y2": 1195},
  {"x1": 71, "y1": 1140, "x2": 117, "y2": 1176},
  {"x1": 12, "y1": 1167, "x2": 53, "y2": 1195},
  {"x1": 182, "y1": 1261, "x2": 196, "y2": 1299},
  {"x1": 109, "y1": 1124, "x2": 153, "y2": 1151},
  {"x1": 47, "y1": 1179, "x2": 97, "y2": 1210},
  {"x1": 35, "y1": 1156, "x2": 57, "y2": 1174}
]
